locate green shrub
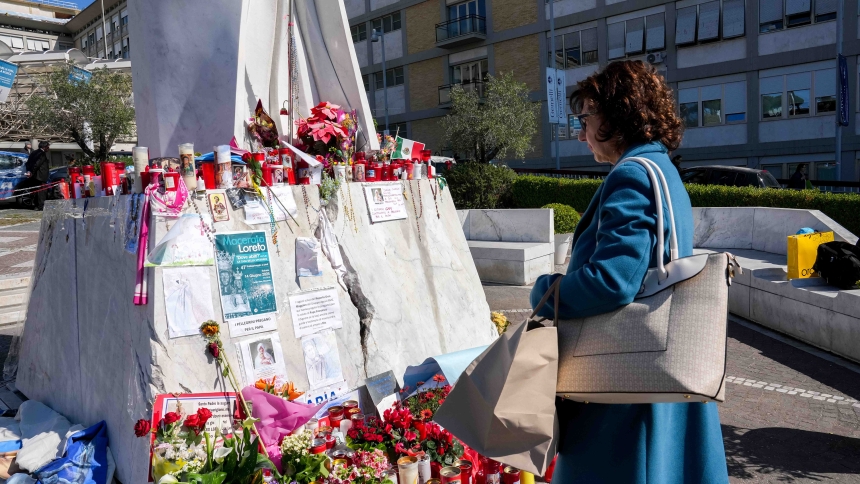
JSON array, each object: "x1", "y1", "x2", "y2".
[
  {"x1": 510, "y1": 175, "x2": 860, "y2": 236},
  {"x1": 510, "y1": 175, "x2": 599, "y2": 212},
  {"x1": 542, "y1": 203, "x2": 581, "y2": 234},
  {"x1": 444, "y1": 162, "x2": 518, "y2": 209}
]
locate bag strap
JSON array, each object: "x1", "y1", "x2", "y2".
[
  {"x1": 529, "y1": 275, "x2": 562, "y2": 327},
  {"x1": 614, "y1": 156, "x2": 678, "y2": 281}
]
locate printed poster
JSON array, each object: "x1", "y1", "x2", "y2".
[
  {"x1": 236, "y1": 332, "x2": 288, "y2": 387},
  {"x1": 363, "y1": 183, "x2": 407, "y2": 223},
  {"x1": 301, "y1": 329, "x2": 345, "y2": 390},
  {"x1": 152, "y1": 392, "x2": 237, "y2": 438},
  {"x1": 214, "y1": 231, "x2": 279, "y2": 337},
  {"x1": 162, "y1": 267, "x2": 216, "y2": 338},
  {"x1": 288, "y1": 287, "x2": 343, "y2": 338},
  {"x1": 0, "y1": 59, "x2": 17, "y2": 103}
]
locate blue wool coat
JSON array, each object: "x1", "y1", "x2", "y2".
[{"x1": 530, "y1": 142, "x2": 729, "y2": 484}]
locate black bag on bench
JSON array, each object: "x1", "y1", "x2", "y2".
[{"x1": 812, "y1": 241, "x2": 860, "y2": 289}]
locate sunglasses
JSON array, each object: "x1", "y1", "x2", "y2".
[{"x1": 576, "y1": 113, "x2": 592, "y2": 131}]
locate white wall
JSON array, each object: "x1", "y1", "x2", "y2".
[
  {"x1": 677, "y1": 37, "x2": 746, "y2": 69},
  {"x1": 345, "y1": 0, "x2": 365, "y2": 18},
  {"x1": 680, "y1": 123, "x2": 747, "y2": 148},
  {"x1": 373, "y1": 30, "x2": 403, "y2": 64},
  {"x1": 545, "y1": 0, "x2": 597, "y2": 19},
  {"x1": 758, "y1": 22, "x2": 835, "y2": 56},
  {"x1": 759, "y1": 116, "x2": 835, "y2": 142},
  {"x1": 375, "y1": 84, "x2": 406, "y2": 115}
]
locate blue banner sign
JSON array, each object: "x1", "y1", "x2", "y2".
[{"x1": 0, "y1": 59, "x2": 18, "y2": 103}]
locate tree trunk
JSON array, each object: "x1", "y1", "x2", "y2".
[{"x1": 70, "y1": 129, "x2": 97, "y2": 161}]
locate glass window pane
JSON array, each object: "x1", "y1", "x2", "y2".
[
  {"x1": 676, "y1": 6, "x2": 697, "y2": 44},
  {"x1": 608, "y1": 22, "x2": 625, "y2": 59},
  {"x1": 393, "y1": 12, "x2": 401, "y2": 30},
  {"x1": 814, "y1": 69, "x2": 836, "y2": 97},
  {"x1": 762, "y1": 93, "x2": 783, "y2": 118},
  {"x1": 569, "y1": 115, "x2": 580, "y2": 138},
  {"x1": 698, "y1": 1, "x2": 721, "y2": 41},
  {"x1": 703, "y1": 99, "x2": 722, "y2": 125},
  {"x1": 724, "y1": 81, "x2": 746, "y2": 114},
  {"x1": 723, "y1": 0, "x2": 745, "y2": 38},
  {"x1": 726, "y1": 113, "x2": 746, "y2": 122},
  {"x1": 816, "y1": 0, "x2": 837, "y2": 14},
  {"x1": 760, "y1": 164, "x2": 784, "y2": 178},
  {"x1": 680, "y1": 101, "x2": 699, "y2": 127},
  {"x1": 383, "y1": 16, "x2": 392, "y2": 32},
  {"x1": 816, "y1": 95, "x2": 836, "y2": 113},
  {"x1": 564, "y1": 46, "x2": 581, "y2": 69},
  {"x1": 372, "y1": 19, "x2": 382, "y2": 32},
  {"x1": 760, "y1": 0, "x2": 784, "y2": 22},
  {"x1": 625, "y1": 17, "x2": 644, "y2": 54},
  {"x1": 788, "y1": 89, "x2": 810, "y2": 115},
  {"x1": 645, "y1": 13, "x2": 665, "y2": 50},
  {"x1": 786, "y1": 0, "x2": 810, "y2": 15},
  {"x1": 816, "y1": 162, "x2": 838, "y2": 181},
  {"x1": 581, "y1": 28, "x2": 598, "y2": 51}
]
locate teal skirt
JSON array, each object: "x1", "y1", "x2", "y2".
[{"x1": 553, "y1": 400, "x2": 729, "y2": 483}]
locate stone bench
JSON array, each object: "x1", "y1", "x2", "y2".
[
  {"x1": 457, "y1": 209, "x2": 554, "y2": 285},
  {"x1": 693, "y1": 207, "x2": 860, "y2": 364}
]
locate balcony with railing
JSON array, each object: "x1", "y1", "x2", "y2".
[
  {"x1": 435, "y1": 15, "x2": 486, "y2": 48},
  {"x1": 438, "y1": 80, "x2": 486, "y2": 107}
]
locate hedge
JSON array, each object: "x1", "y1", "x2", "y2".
[{"x1": 510, "y1": 175, "x2": 860, "y2": 236}]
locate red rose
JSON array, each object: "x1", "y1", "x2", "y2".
[
  {"x1": 196, "y1": 407, "x2": 213, "y2": 425},
  {"x1": 134, "y1": 419, "x2": 151, "y2": 437},
  {"x1": 163, "y1": 412, "x2": 181, "y2": 425},
  {"x1": 184, "y1": 414, "x2": 201, "y2": 429},
  {"x1": 208, "y1": 342, "x2": 220, "y2": 358}
]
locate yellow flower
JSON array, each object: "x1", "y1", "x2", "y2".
[
  {"x1": 491, "y1": 312, "x2": 510, "y2": 335},
  {"x1": 199, "y1": 321, "x2": 220, "y2": 337}
]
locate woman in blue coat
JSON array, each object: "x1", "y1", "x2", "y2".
[{"x1": 530, "y1": 61, "x2": 729, "y2": 483}]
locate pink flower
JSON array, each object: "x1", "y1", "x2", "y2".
[{"x1": 404, "y1": 430, "x2": 417, "y2": 442}]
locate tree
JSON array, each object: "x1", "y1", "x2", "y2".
[
  {"x1": 441, "y1": 72, "x2": 539, "y2": 163},
  {"x1": 27, "y1": 62, "x2": 135, "y2": 163}
]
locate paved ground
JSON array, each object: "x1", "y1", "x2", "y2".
[{"x1": 485, "y1": 269, "x2": 860, "y2": 483}]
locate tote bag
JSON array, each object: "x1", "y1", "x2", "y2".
[
  {"x1": 549, "y1": 157, "x2": 741, "y2": 404},
  {"x1": 433, "y1": 283, "x2": 561, "y2": 476}
]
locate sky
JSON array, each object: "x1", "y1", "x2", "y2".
[{"x1": 72, "y1": 0, "x2": 96, "y2": 8}]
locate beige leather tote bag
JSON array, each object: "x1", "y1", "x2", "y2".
[{"x1": 544, "y1": 157, "x2": 741, "y2": 404}]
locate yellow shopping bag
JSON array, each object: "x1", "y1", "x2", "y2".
[{"x1": 787, "y1": 231, "x2": 834, "y2": 279}]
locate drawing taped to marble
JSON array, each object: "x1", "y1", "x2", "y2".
[
  {"x1": 302, "y1": 329, "x2": 345, "y2": 390},
  {"x1": 145, "y1": 214, "x2": 215, "y2": 267},
  {"x1": 162, "y1": 267, "x2": 216, "y2": 338}
]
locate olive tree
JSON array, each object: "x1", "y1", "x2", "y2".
[
  {"x1": 441, "y1": 72, "x2": 539, "y2": 163},
  {"x1": 27, "y1": 62, "x2": 135, "y2": 163}
]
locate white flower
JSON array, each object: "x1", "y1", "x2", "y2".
[
  {"x1": 164, "y1": 448, "x2": 176, "y2": 460},
  {"x1": 157, "y1": 476, "x2": 179, "y2": 484},
  {"x1": 213, "y1": 446, "x2": 232, "y2": 464}
]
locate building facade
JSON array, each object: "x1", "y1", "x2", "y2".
[
  {"x1": 0, "y1": 0, "x2": 77, "y2": 53},
  {"x1": 347, "y1": 0, "x2": 860, "y2": 181},
  {"x1": 66, "y1": 0, "x2": 129, "y2": 60}
]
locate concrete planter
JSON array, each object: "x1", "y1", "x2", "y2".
[{"x1": 554, "y1": 233, "x2": 573, "y2": 265}]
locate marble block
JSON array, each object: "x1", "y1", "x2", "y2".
[
  {"x1": 693, "y1": 207, "x2": 754, "y2": 250},
  {"x1": 16, "y1": 181, "x2": 496, "y2": 482},
  {"x1": 465, "y1": 209, "x2": 553, "y2": 244},
  {"x1": 467, "y1": 241, "x2": 554, "y2": 261},
  {"x1": 472, "y1": 255, "x2": 553, "y2": 286}
]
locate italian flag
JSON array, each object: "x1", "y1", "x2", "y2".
[{"x1": 392, "y1": 136, "x2": 425, "y2": 160}]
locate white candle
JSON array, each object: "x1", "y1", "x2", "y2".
[
  {"x1": 397, "y1": 457, "x2": 418, "y2": 484},
  {"x1": 132, "y1": 147, "x2": 148, "y2": 194},
  {"x1": 178, "y1": 143, "x2": 196, "y2": 190},
  {"x1": 339, "y1": 418, "x2": 352, "y2": 434}
]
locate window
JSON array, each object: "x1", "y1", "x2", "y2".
[
  {"x1": 96, "y1": 26, "x2": 103, "y2": 40},
  {"x1": 607, "y1": 14, "x2": 665, "y2": 60},
  {"x1": 113, "y1": 41, "x2": 121, "y2": 58},
  {"x1": 121, "y1": 9, "x2": 128, "y2": 26},
  {"x1": 122, "y1": 37, "x2": 129, "y2": 58},
  {"x1": 676, "y1": 0, "x2": 745, "y2": 46},
  {"x1": 759, "y1": 0, "x2": 835, "y2": 33},
  {"x1": 446, "y1": 0, "x2": 487, "y2": 37},
  {"x1": 351, "y1": 23, "x2": 367, "y2": 42},
  {"x1": 547, "y1": 28, "x2": 598, "y2": 70},
  {"x1": 378, "y1": 122, "x2": 408, "y2": 136},
  {"x1": 760, "y1": 164, "x2": 784, "y2": 178},
  {"x1": 451, "y1": 59, "x2": 488, "y2": 85},
  {"x1": 87, "y1": 31, "x2": 95, "y2": 47},
  {"x1": 761, "y1": 68, "x2": 835, "y2": 119},
  {"x1": 569, "y1": 114, "x2": 581, "y2": 138},
  {"x1": 0, "y1": 35, "x2": 23, "y2": 49},
  {"x1": 681, "y1": 169, "x2": 710, "y2": 183},
  {"x1": 679, "y1": 81, "x2": 747, "y2": 127},
  {"x1": 375, "y1": 67, "x2": 404, "y2": 89},
  {"x1": 371, "y1": 11, "x2": 401, "y2": 34},
  {"x1": 25, "y1": 39, "x2": 49, "y2": 51},
  {"x1": 362, "y1": 74, "x2": 370, "y2": 92}
]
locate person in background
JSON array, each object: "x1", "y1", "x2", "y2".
[
  {"x1": 671, "y1": 154, "x2": 683, "y2": 174},
  {"x1": 23, "y1": 142, "x2": 31, "y2": 155},
  {"x1": 788, "y1": 163, "x2": 808, "y2": 190},
  {"x1": 532, "y1": 60, "x2": 729, "y2": 483},
  {"x1": 24, "y1": 141, "x2": 50, "y2": 211}
]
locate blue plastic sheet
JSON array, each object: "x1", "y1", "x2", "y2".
[{"x1": 402, "y1": 345, "x2": 488, "y2": 393}]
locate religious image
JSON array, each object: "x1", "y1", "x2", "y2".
[
  {"x1": 162, "y1": 267, "x2": 216, "y2": 338},
  {"x1": 301, "y1": 330, "x2": 344, "y2": 390},
  {"x1": 371, "y1": 188, "x2": 384, "y2": 204},
  {"x1": 249, "y1": 338, "x2": 276, "y2": 370}
]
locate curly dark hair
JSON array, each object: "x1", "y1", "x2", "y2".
[{"x1": 570, "y1": 60, "x2": 683, "y2": 152}]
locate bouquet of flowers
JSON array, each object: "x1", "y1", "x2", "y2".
[
  {"x1": 295, "y1": 102, "x2": 358, "y2": 169},
  {"x1": 375, "y1": 132, "x2": 396, "y2": 161},
  {"x1": 279, "y1": 429, "x2": 330, "y2": 483},
  {"x1": 136, "y1": 405, "x2": 214, "y2": 481},
  {"x1": 325, "y1": 449, "x2": 394, "y2": 484},
  {"x1": 419, "y1": 420, "x2": 465, "y2": 467},
  {"x1": 402, "y1": 374, "x2": 451, "y2": 421},
  {"x1": 255, "y1": 377, "x2": 305, "y2": 402}
]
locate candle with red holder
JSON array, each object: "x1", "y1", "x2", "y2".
[
  {"x1": 114, "y1": 162, "x2": 125, "y2": 187},
  {"x1": 164, "y1": 170, "x2": 179, "y2": 192},
  {"x1": 279, "y1": 148, "x2": 296, "y2": 184},
  {"x1": 200, "y1": 162, "x2": 216, "y2": 189},
  {"x1": 422, "y1": 149, "x2": 434, "y2": 178},
  {"x1": 99, "y1": 161, "x2": 116, "y2": 196},
  {"x1": 69, "y1": 167, "x2": 82, "y2": 199},
  {"x1": 353, "y1": 152, "x2": 367, "y2": 182}
]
